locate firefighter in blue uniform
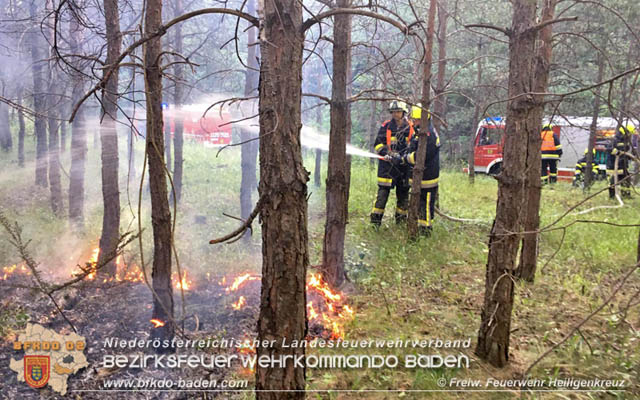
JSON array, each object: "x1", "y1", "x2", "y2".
[
  {"x1": 607, "y1": 123, "x2": 635, "y2": 199},
  {"x1": 370, "y1": 100, "x2": 415, "y2": 227},
  {"x1": 541, "y1": 123, "x2": 563, "y2": 184},
  {"x1": 404, "y1": 104, "x2": 440, "y2": 237}
]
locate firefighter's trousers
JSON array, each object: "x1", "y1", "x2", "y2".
[
  {"x1": 371, "y1": 184, "x2": 410, "y2": 225},
  {"x1": 608, "y1": 171, "x2": 632, "y2": 199},
  {"x1": 541, "y1": 159, "x2": 558, "y2": 184},
  {"x1": 418, "y1": 186, "x2": 438, "y2": 235}
]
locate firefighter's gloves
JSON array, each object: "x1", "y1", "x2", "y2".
[{"x1": 384, "y1": 152, "x2": 404, "y2": 165}]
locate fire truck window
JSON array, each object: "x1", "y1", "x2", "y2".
[{"x1": 478, "y1": 128, "x2": 502, "y2": 146}]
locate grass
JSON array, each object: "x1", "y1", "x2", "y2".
[{"x1": 1, "y1": 138, "x2": 639, "y2": 399}]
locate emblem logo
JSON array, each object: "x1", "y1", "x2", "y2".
[{"x1": 24, "y1": 355, "x2": 50, "y2": 389}]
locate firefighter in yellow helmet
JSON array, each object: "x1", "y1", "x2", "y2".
[
  {"x1": 404, "y1": 104, "x2": 440, "y2": 237},
  {"x1": 540, "y1": 123, "x2": 562, "y2": 184},
  {"x1": 607, "y1": 123, "x2": 635, "y2": 199},
  {"x1": 573, "y1": 148, "x2": 598, "y2": 187},
  {"x1": 371, "y1": 100, "x2": 415, "y2": 227}
]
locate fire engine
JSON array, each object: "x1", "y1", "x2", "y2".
[
  {"x1": 162, "y1": 103, "x2": 233, "y2": 146},
  {"x1": 470, "y1": 116, "x2": 627, "y2": 181}
]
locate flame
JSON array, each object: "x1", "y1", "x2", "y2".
[
  {"x1": 218, "y1": 271, "x2": 354, "y2": 339},
  {"x1": 237, "y1": 334, "x2": 257, "y2": 375},
  {"x1": 174, "y1": 271, "x2": 192, "y2": 290},
  {"x1": 0, "y1": 264, "x2": 31, "y2": 280},
  {"x1": 225, "y1": 273, "x2": 260, "y2": 292},
  {"x1": 150, "y1": 319, "x2": 165, "y2": 328},
  {"x1": 232, "y1": 296, "x2": 247, "y2": 310}
]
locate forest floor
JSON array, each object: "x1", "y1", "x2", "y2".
[{"x1": 0, "y1": 140, "x2": 639, "y2": 399}]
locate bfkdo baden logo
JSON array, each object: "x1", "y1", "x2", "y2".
[
  {"x1": 24, "y1": 355, "x2": 50, "y2": 388},
  {"x1": 10, "y1": 323, "x2": 88, "y2": 395}
]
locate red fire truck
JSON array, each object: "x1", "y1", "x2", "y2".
[
  {"x1": 162, "y1": 103, "x2": 232, "y2": 146},
  {"x1": 470, "y1": 117, "x2": 623, "y2": 181}
]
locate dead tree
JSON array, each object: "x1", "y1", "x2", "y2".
[
  {"x1": 255, "y1": 0, "x2": 308, "y2": 395},
  {"x1": 98, "y1": 0, "x2": 122, "y2": 274},
  {"x1": 144, "y1": 0, "x2": 174, "y2": 344},
  {"x1": 407, "y1": 0, "x2": 438, "y2": 240},
  {"x1": 516, "y1": 0, "x2": 557, "y2": 282},
  {"x1": 433, "y1": 0, "x2": 449, "y2": 133},
  {"x1": 322, "y1": 0, "x2": 352, "y2": 288}
]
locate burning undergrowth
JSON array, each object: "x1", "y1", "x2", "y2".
[{"x1": 0, "y1": 244, "x2": 355, "y2": 398}]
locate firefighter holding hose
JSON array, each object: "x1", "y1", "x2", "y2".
[
  {"x1": 404, "y1": 104, "x2": 441, "y2": 237},
  {"x1": 370, "y1": 100, "x2": 414, "y2": 228}
]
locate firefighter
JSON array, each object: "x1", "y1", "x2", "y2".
[
  {"x1": 607, "y1": 123, "x2": 635, "y2": 199},
  {"x1": 370, "y1": 100, "x2": 415, "y2": 227},
  {"x1": 541, "y1": 123, "x2": 562, "y2": 184},
  {"x1": 404, "y1": 104, "x2": 440, "y2": 237},
  {"x1": 573, "y1": 148, "x2": 598, "y2": 187}
]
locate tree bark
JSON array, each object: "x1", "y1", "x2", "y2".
[
  {"x1": 172, "y1": 0, "x2": 185, "y2": 204},
  {"x1": 240, "y1": 0, "x2": 260, "y2": 239},
  {"x1": 255, "y1": 0, "x2": 308, "y2": 395},
  {"x1": 322, "y1": 0, "x2": 352, "y2": 288},
  {"x1": 17, "y1": 86, "x2": 25, "y2": 167},
  {"x1": 585, "y1": 52, "x2": 605, "y2": 188},
  {"x1": 29, "y1": 1, "x2": 48, "y2": 187},
  {"x1": 144, "y1": 0, "x2": 174, "y2": 344},
  {"x1": 407, "y1": 0, "x2": 438, "y2": 240},
  {"x1": 516, "y1": 0, "x2": 556, "y2": 283},
  {"x1": 476, "y1": 0, "x2": 539, "y2": 367},
  {"x1": 98, "y1": 0, "x2": 122, "y2": 275},
  {"x1": 68, "y1": 15, "x2": 87, "y2": 225}
]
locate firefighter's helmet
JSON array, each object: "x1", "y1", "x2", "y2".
[
  {"x1": 410, "y1": 103, "x2": 431, "y2": 120},
  {"x1": 542, "y1": 123, "x2": 554, "y2": 131},
  {"x1": 619, "y1": 124, "x2": 636, "y2": 135},
  {"x1": 388, "y1": 100, "x2": 408, "y2": 114}
]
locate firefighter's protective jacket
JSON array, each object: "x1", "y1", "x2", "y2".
[
  {"x1": 575, "y1": 155, "x2": 598, "y2": 177},
  {"x1": 374, "y1": 118, "x2": 414, "y2": 186},
  {"x1": 607, "y1": 130, "x2": 631, "y2": 173},
  {"x1": 405, "y1": 121, "x2": 441, "y2": 188},
  {"x1": 541, "y1": 129, "x2": 562, "y2": 159}
]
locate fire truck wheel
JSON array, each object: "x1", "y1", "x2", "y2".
[{"x1": 489, "y1": 163, "x2": 502, "y2": 176}]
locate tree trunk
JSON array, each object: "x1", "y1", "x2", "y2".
[
  {"x1": 368, "y1": 76, "x2": 378, "y2": 168},
  {"x1": 17, "y1": 87, "x2": 25, "y2": 167},
  {"x1": 47, "y1": 100, "x2": 63, "y2": 215},
  {"x1": 98, "y1": 0, "x2": 122, "y2": 275},
  {"x1": 585, "y1": 52, "x2": 605, "y2": 188},
  {"x1": 407, "y1": 0, "x2": 438, "y2": 240},
  {"x1": 46, "y1": 1, "x2": 62, "y2": 215},
  {"x1": 322, "y1": 0, "x2": 351, "y2": 288},
  {"x1": 30, "y1": 1, "x2": 48, "y2": 187},
  {"x1": 256, "y1": 0, "x2": 308, "y2": 395},
  {"x1": 476, "y1": 0, "x2": 539, "y2": 367},
  {"x1": 68, "y1": 15, "x2": 87, "y2": 225},
  {"x1": 164, "y1": 109, "x2": 172, "y2": 171},
  {"x1": 144, "y1": 0, "x2": 174, "y2": 344},
  {"x1": 469, "y1": 40, "x2": 484, "y2": 184},
  {"x1": 516, "y1": 0, "x2": 556, "y2": 283},
  {"x1": 240, "y1": 0, "x2": 260, "y2": 239},
  {"x1": 433, "y1": 0, "x2": 448, "y2": 133},
  {"x1": 172, "y1": 0, "x2": 185, "y2": 204},
  {"x1": 0, "y1": 96, "x2": 10, "y2": 152}
]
